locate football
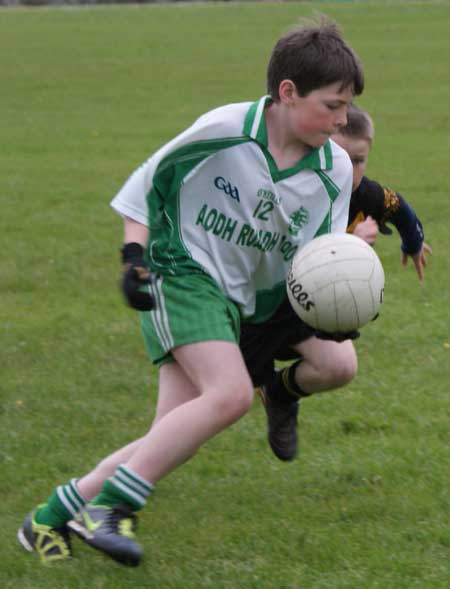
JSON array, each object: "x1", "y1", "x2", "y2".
[{"x1": 286, "y1": 233, "x2": 385, "y2": 333}]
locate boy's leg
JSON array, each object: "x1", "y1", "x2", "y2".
[
  {"x1": 21, "y1": 273, "x2": 246, "y2": 565},
  {"x1": 240, "y1": 302, "x2": 313, "y2": 462},
  {"x1": 18, "y1": 363, "x2": 200, "y2": 564},
  {"x1": 72, "y1": 340, "x2": 253, "y2": 565},
  {"x1": 263, "y1": 337, "x2": 357, "y2": 461},
  {"x1": 292, "y1": 337, "x2": 357, "y2": 394},
  {"x1": 76, "y1": 438, "x2": 145, "y2": 501},
  {"x1": 111, "y1": 340, "x2": 253, "y2": 484},
  {"x1": 77, "y1": 366, "x2": 200, "y2": 500}
]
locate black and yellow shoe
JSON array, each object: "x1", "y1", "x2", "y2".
[
  {"x1": 68, "y1": 504, "x2": 142, "y2": 567},
  {"x1": 257, "y1": 386, "x2": 300, "y2": 462},
  {"x1": 17, "y1": 505, "x2": 72, "y2": 564}
]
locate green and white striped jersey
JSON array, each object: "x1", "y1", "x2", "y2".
[{"x1": 111, "y1": 96, "x2": 353, "y2": 323}]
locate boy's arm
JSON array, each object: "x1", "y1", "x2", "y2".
[
  {"x1": 347, "y1": 176, "x2": 385, "y2": 236},
  {"x1": 349, "y1": 176, "x2": 424, "y2": 253},
  {"x1": 362, "y1": 179, "x2": 432, "y2": 280},
  {"x1": 380, "y1": 188, "x2": 426, "y2": 253},
  {"x1": 123, "y1": 216, "x2": 149, "y2": 247},
  {"x1": 120, "y1": 217, "x2": 154, "y2": 311},
  {"x1": 383, "y1": 192, "x2": 432, "y2": 281},
  {"x1": 109, "y1": 162, "x2": 154, "y2": 310}
]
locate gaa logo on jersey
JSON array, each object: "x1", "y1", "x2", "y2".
[{"x1": 214, "y1": 176, "x2": 240, "y2": 202}]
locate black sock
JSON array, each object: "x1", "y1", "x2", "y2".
[{"x1": 266, "y1": 361, "x2": 310, "y2": 404}]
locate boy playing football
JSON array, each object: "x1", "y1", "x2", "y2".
[
  {"x1": 240, "y1": 102, "x2": 432, "y2": 462},
  {"x1": 18, "y1": 18, "x2": 364, "y2": 566}
]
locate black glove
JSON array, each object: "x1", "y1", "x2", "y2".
[
  {"x1": 120, "y1": 242, "x2": 154, "y2": 311},
  {"x1": 315, "y1": 329, "x2": 360, "y2": 342}
]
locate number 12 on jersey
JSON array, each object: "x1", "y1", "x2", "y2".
[{"x1": 253, "y1": 200, "x2": 274, "y2": 221}]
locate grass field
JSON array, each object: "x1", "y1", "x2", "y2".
[{"x1": 1, "y1": 1, "x2": 449, "y2": 588}]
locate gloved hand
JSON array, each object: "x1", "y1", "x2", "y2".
[
  {"x1": 315, "y1": 329, "x2": 360, "y2": 343},
  {"x1": 120, "y1": 242, "x2": 154, "y2": 311}
]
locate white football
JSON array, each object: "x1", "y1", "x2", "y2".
[{"x1": 286, "y1": 233, "x2": 385, "y2": 333}]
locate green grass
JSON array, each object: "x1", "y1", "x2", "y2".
[{"x1": 1, "y1": 2, "x2": 449, "y2": 588}]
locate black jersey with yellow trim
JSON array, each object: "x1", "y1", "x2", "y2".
[
  {"x1": 348, "y1": 176, "x2": 397, "y2": 232},
  {"x1": 347, "y1": 176, "x2": 424, "y2": 255}
]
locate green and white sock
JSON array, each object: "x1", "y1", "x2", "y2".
[
  {"x1": 91, "y1": 464, "x2": 154, "y2": 511},
  {"x1": 35, "y1": 478, "x2": 87, "y2": 528}
]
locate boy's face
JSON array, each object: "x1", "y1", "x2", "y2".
[
  {"x1": 331, "y1": 133, "x2": 371, "y2": 192},
  {"x1": 286, "y1": 82, "x2": 354, "y2": 148}
]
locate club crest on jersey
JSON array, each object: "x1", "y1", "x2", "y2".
[
  {"x1": 214, "y1": 176, "x2": 240, "y2": 202},
  {"x1": 288, "y1": 206, "x2": 309, "y2": 236}
]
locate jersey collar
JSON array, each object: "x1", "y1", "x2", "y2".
[{"x1": 243, "y1": 96, "x2": 333, "y2": 174}]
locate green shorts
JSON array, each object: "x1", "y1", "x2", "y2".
[{"x1": 140, "y1": 273, "x2": 241, "y2": 366}]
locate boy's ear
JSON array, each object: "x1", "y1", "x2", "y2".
[{"x1": 279, "y1": 79, "x2": 299, "y2": 105}]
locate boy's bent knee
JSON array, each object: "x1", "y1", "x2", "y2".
[
  {"x1": 227, "y1": 382, "x2": 254, "y2": 421},
  {"x1": 209, "y1": 382, "x2": 253, "y2": 425},
  {"x1": 322, "y1": 352, "x2": 357, "y2": 387},
  {"x1": 329, "y1": 359, "x2": 357, "y2": 386},
  {"x1": 299, "y1": 348, "x2": 358, "y2": 390},
  {"x1": 320, "y1": 343, "x2": 358, "y2": 387}
]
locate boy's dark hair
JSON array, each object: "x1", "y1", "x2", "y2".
[
  {"x1": 339, "y1": 103, "x2": 374, "y2": 142},
  {"x1": 267, "y1": 16, "x2": 364, "y2": 100}
]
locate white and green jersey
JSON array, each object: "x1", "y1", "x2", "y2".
[{"x1": 111, "y1": 96, "x2": 353, "y2": 323}]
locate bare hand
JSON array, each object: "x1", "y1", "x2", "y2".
[
  {"x1": 353, "y1": 216, "x2": 379, "y2": 245},
  {"x1": 402, "y1": 242, "x2": 433, "y2": 281}
]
